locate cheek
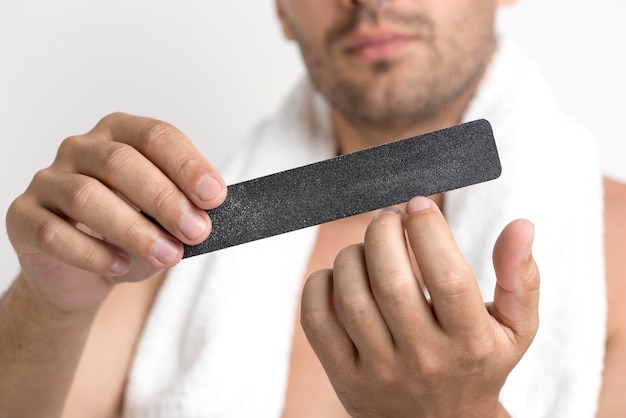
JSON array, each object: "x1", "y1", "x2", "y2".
[
  {"x1": 435, "y1": 2, "x2": 498, "y2": 47},
  {"x1": 282, "y1": 0, "x2": 336, "y2": 40},
  {"x1": 283, "y1": 3, "x2": 345, "y2": 69},
  {"x1": 431, "y1": 0, "x2": 498, "y2": 29}
]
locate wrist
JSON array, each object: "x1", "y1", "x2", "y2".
[
  {"x1": 494, "y1": 402, "x2": 511, "y2": 418},
  {"x1": 0, "y1": 276, "x2": 99, "y2": 418},
  {"x1": 15, "y1": 265, "x2": 113, "y2": 316},
  {"x1": 471, "y1": 399, "x2": 510, "y2": 418},
  {"x1": 447, "y1": 397, "x2": 509, "y2": 418},
  {"x1": 8, "y1": 273, "x2": 102, "y2": 326}
]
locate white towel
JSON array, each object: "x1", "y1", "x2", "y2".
[{"x1": 123, "y1": 39, "x2": 605, "y2": 418}]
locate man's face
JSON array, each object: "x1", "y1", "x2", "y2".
[{"x1": 277, "y1": 0, "x2": 507, "y2": 130}]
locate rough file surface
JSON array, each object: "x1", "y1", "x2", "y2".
[{"x1": 184, "y1": 119, "x2": 501, "y2": 258}]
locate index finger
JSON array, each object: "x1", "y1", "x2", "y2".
[
  {"x1": 94, "y1": 112, "x2": 227, "y2": 210},
  {"x1": 403, "y1": 196, "x2": 489, "y2": 337},
  {"x1": 363, "y1": 208, "x2": 436, "y2": 346}
]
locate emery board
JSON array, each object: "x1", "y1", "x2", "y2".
[{"x1": 183, "y1": 119, "x2": 500, "y2": 258}]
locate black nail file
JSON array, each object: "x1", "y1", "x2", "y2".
[{"x1": 183, "y1": 119, "x2": 501, "y2": 258}]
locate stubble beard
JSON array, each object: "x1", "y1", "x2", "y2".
[{"x1": 290, "y1": 7, "x2": 496, "y2": 132}]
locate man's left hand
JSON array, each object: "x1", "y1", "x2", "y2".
[{"x1": 301, "y1": 196, "x2": 540, "y2": 418}]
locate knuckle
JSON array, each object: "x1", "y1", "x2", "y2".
[
  {"x1": 37, "y1": 218, "x2": 65, "y2": 250},
  {"x1": 365, "y1": 213, "x2": 402, "y2": 241},
  {"x1": 435, "y1": 267, "x2": 473, "y2": 298},
  {"x1": 139, "y1": 119, "x2": 179, "y2": 147},
  {"x1": 300, "y1": 307, "x2": 327, "y2": 336},
  {"x1": 121, "y1": 218, "x2": 145, "y2": 245},
  {"x1": 31, "y1": 167, "x2": 55, "y2": 189},
  {"x1": 94, "y1": 112, "x2": 130, "y2": 135},
  {"x1": 150, "y1": 186, "x2": 177, "y2": 212},
  {"x1": 304, "y1": 269, "x2": 332, "y2": 291},
  {"x1": 99, "y1": 141, "x2": 134, "y2": 172},
  {"x1": 334, "y1": 244, "x2": 364, "y2": 269},
  {"x1": 5, "y1": 197, "x2": 20, "y2": 223},
  {"x1": 174, "y1": 154, "x2": 204, "y2": 182},
  {"x1": 408, "y1": 349, "x2": 444, "y2": 379},
  {"x1": 460, "y1": 336, "x2": 493, "y2": 364},
  {"x1": 99, "y1": 111, "x2": 126, "y2": 126},
  {"x1": 370, "y1": 211, "x2": 401, "y2": 229},
  {"x1": 6, "y1": 196, "x2": 31, "y2": 238},
  {"x1": 300, "y1": 278, "x2": 343, "y2": 343},
  {"x1": 65, "y1": 177, "x2": 102, "y2": 212},
  {"x1": 114, "y1": 217, "x2": 153, "y2": 259},
  {"x1": 367, "y1": 361, "x2": 397, "y2": 387},
  {"x1": 336, "y1": 292, "x2": 370, "y2": 320},
  {"x1": 76, "y1": 244, "x2": 103, "y2": 272},
  {"x1": 56, "y1": 135, "x2": 86, "y2": 160},
  {"x1": 522, "y1": 260, "x2": 541, "y2": 291},
  {"x1": 300, "y1": 271, "x2": 331, "y2": 333},
  {"x1": 307, "y1": 268, "x2": 331, "y2": 282},
  {"x1": 375, "y1": 275, "x2": 412, "y2": 304}
]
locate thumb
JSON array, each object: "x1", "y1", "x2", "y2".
[{"x1": 490, "y1": 219, "x2": 540, "y2": 348}]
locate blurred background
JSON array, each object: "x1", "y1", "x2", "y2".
[{"x1": 1, "y1": 0, "x2": 624, "y2": 281}]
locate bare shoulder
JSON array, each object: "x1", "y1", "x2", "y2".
[
  {"x1": 597, "y1": 177, "x2": 626, "y2": 416},
  {"x1": 604, "y1": 177, "x2": 626, "y2": 288},
  {"x1": 63, "y1": 272, "x2": 166, "y2": 418},
  {"x1": 603, "y1": 176, "x2": 626, "y2": 337},
  {"x1": 605, "y1": 176, "x2": 626, "y2": 203}
]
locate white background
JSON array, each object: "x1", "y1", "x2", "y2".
[{"x1": 1, "y1": 0, "x2": 624, "y2": 285}]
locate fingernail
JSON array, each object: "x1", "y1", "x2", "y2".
[
  {"x1": 406, "y1": 196, "x2": 432, "y2": 213},
  {"x1": 373, "y1": 206, "x2": 402, "y2": 220},
  {"x1": 111, "y1": 253, "x2": 131, "y2": 275},
  {"x1": 180, "y1": 212, "x2": 208, "y2": 240},
  {"x1": 152, "y1": 237, "x2": 180, "y2": 265},
  {"x1": 196, "y1": 176, "x2": 223, "y2": 202}
]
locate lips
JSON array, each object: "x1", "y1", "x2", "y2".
[{"x1": 344, "y1": 30, "x2": 415, "y2": 61}]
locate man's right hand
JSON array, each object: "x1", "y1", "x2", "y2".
[{"x1": 5, "y1": 112, "x2": 227, "y2": 312}]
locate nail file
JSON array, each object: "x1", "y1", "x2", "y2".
[{"x1": 183, "y1": 119, "x2": 501, "y2": 258}]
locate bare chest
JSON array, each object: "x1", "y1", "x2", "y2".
[{"x1": 281, "y1": 215, "x2": 373, "y2": 418}]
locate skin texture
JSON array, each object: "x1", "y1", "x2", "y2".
[
  {"x1": 300, "y1": 200, "x2": 537, "y2": 418},
  {"x1": 597, "y1": 178, "x2": 626, "y2": 417},
  {"x1": 276, "y1": 0, "x2": 625, "y2": 416},
  {"x1": 1, "y1": 113, "x2": 226, "y2": 417},
  {"x1": 276, "y1": 0, "x2": 513, "y2": 150},
  {"x1": 0, "y1": 1, "x2": 623, "y2": 417}
]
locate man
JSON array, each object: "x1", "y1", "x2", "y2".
[{"x1": 1, "y1": 1, "x2": 624, "y2": 417}]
